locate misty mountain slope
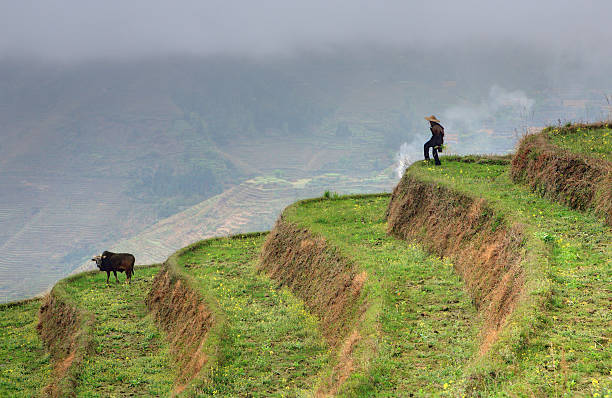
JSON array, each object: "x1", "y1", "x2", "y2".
[
  {"x1": 75, "y1": 172, "x2": 394, "y2": 273},
  {"x1": 1, "y1": 52, "x2": 611, "y2": 302},
  {"x1": 0, "y1": 175, "x2": 156, "y2": 302},
  {"x1": 0, "y1": 56, "x2": 393, "y2": 301}
]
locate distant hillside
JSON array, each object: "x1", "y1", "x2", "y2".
[
  {"x1": 2, "y1": 51, "x2": 611, "y2": 301},
  {"x1": 75, "y1": 170, "x2": 394, "y2": 273}
]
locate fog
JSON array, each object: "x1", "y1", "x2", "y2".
[
  {"x1": 2, "y1": 1, "x2": 612, "y2": 62},
  {"x1": 1, "y1": 2, "x2": 612, "y2": 302}
]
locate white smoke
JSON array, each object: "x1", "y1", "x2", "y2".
[
  {"x1": 394, "y1": 142, "x2": 420, "y2": 178},
  {"x1": 392, "y1": 86, "x2": 535, "y2": 175},
  {"x1": 442, "y1": 85, "x2": 535, "y2": 152},
  {"x1": 444, "y1": 86, "x2": 535, "y2": 128}
]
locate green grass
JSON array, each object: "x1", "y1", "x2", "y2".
[
  {"x1": 0, "y1": 299, "x2": 52, "y2": 397},
  {"x1": 283, "y1": 196, "x2": 480, "y2": 396},
  {"x1": 59, "y1": 266, "x2": 176, "y2": 397},
  {"x1": 546, "y1": 126, "x2": 612, "y2": 160},
  {"x1": 409, "y1": 158, "x2": 611, "y2": 396},
  {"x1": 2, "y1": 145, "x2": 609, "y2": 397},
  {"x1": 177, "y1": 235, "x2": 329, "y2": 397}
]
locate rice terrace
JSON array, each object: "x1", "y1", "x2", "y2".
[{"x1": 0, "y1": 122, "x2": 609, "y2": 397}]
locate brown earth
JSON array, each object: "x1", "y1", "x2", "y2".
[
  {"x1": 37, "y1": 289, "x2": 94, "y2": 398},
  {"x1": 260, "y1": 221, "x2": 365, "y2": 346},
  {"x1": 146, "y1": 267, "x2": 216, "y2": 394},
  {"x1": 511, "y1": 123, "x2": 612, "y2": 225},
  {"x1": 386, "y1": 175, "x2": 526, "y2": 353},
  {"x1": 260, "y1": 220, "x2": 368, "y2": 394}
]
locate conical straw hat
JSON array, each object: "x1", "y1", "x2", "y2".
[{"x1": 424, "y1": 115, "x2": 440, "y2": 123}]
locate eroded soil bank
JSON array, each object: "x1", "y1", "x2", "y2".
[
  {"x1": 146, "y1": 264, "x2": 215, "y2": 394},
  {"x1": 170, "y1": 234, "x2": 330, "y2": 396},
  {"x1": 386, "y1": 174, "x2": 525, "y2": 352},
  {"x1": 261, "y1": 195, "x2": 480, "y2": 395},
  {"x1": 260, "y1": 220, "x2": 367, "y2": 395},
  {"x1": 38, "y1": 286, "x2": 94, "y2": 398},
  {"x1": 260, "y1": 221, "x2": 365, "y2": 347},
  {"x1": 511, "y1": 123, "x2": 611, "y2": 225}
]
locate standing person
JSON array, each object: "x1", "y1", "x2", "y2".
[{"x1": 424, "y1": 115, "x2": 444, "y2": 165}]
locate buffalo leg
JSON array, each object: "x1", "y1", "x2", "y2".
[
  {"x1": 106, "y1": 271, "x2": 110, "y2": 284},
  {"x1": 113, "y1": 271, "x2": 119, "y2": 283}
]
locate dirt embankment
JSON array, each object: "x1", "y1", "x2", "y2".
[
  {"x1": 386, "y1": 175, "x2": 525, "y2": 352},
  {"x1": 146, "y1": 244, "x2": 222, "y2": 395},
  {"x1": 260, "y1": 220, "x2": 367, "y2": 394},
  {"x1": 511, "y1": 123, "x2": 611, "y2": 225},
  {"x1": 37, "y1": 285, "x2": 94, "y2": 398}
]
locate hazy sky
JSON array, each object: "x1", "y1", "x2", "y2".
[{"x1": 2, "y1": 1, "x2": 612, "y2": 62}]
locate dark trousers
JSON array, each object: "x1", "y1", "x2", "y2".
[{"x1": 424, "y1": 136, "x2": 442, "y2": 165}]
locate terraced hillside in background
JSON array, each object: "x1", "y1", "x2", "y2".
[
  {"x1": 1, "y1": 124, "x2": 610, "y2": 396},
  {"x1": 75, "y1": 171, "x2": 393, "y2": 274},
  {"x1": 0, "y1": 175, "x2": 155, "y2": 302}
]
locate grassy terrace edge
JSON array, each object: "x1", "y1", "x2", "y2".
[
  {"x1": 36, "y1": 264, "x2": 165, "y2": 397},
  {"x1": 262, "y1": 193, "x2": 484, "y2": 395},
  {"x1": 260, "y1": 157, "x2": 555, "y2": 395},
  {"x1": 511, "y1": 122, "x2": 612, "y2": 225},
  {"x1": 392, "y1": 161, "x2": 552, "y2": 389},
  {"x1": 263, "y1": 190, "x2": 489, "y2": 395},
  {"x1": 145, "y1": 232, "x2": 268, "y2": 396},
  {"x1": 402, "y1": 157, "x2": 611, "y2": 395},
  {"x1": 37, "y1": 272, "x2": 96, "y2": 397}
]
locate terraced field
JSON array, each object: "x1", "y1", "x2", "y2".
[
  {"x1": 94, "y1": 173, "x2": 393, "y2": 273},
  {"x1": 1, "y1": 123, "x2": 610, "y2": 396},
  {"x1": 277, "y1": 196, "x2": 480, "y2": 395},
  {"x1": 173, "y1": 235, "x2": 330, "y2": 396},
  {"x1": 0, "y1": 299, "x2": 52, "y2": 397},
  {"x1": 45, "y1": 266, "x2": 176, "y2": 397},
  {"x1": 512, "y1": 122, "x2": 611, "y2": 224},
  {"x1": 403, "y1": 158, "x2": 611, "y2": 396}
]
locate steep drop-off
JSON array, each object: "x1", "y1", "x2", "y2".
[
  {"x1": 37, "y1": 281, "x2": 94, "y2": 398},
  {"x1": 386, "y1": 173, "x2": 526, "y2": 352},
  {"x1": 511, "y1": 122, "x2": 612, "y2": 225},
  {"x1": 146, "y1": 245, "x2": 222, "y2": 395},
  {"x1": 261, "y1": 195, "x2": 480, "y2": 395}
]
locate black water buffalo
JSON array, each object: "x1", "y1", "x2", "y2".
[{"x1": 91, "y1": 251, "x2": 135, "y2": 284}]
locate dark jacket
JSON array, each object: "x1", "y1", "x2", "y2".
[
  {"x1": 430, "y1": 122, "x2": 444, "y2": 145},
  {"x1": 430, "y1": 122, "x2": 444, "y2": 138}
]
